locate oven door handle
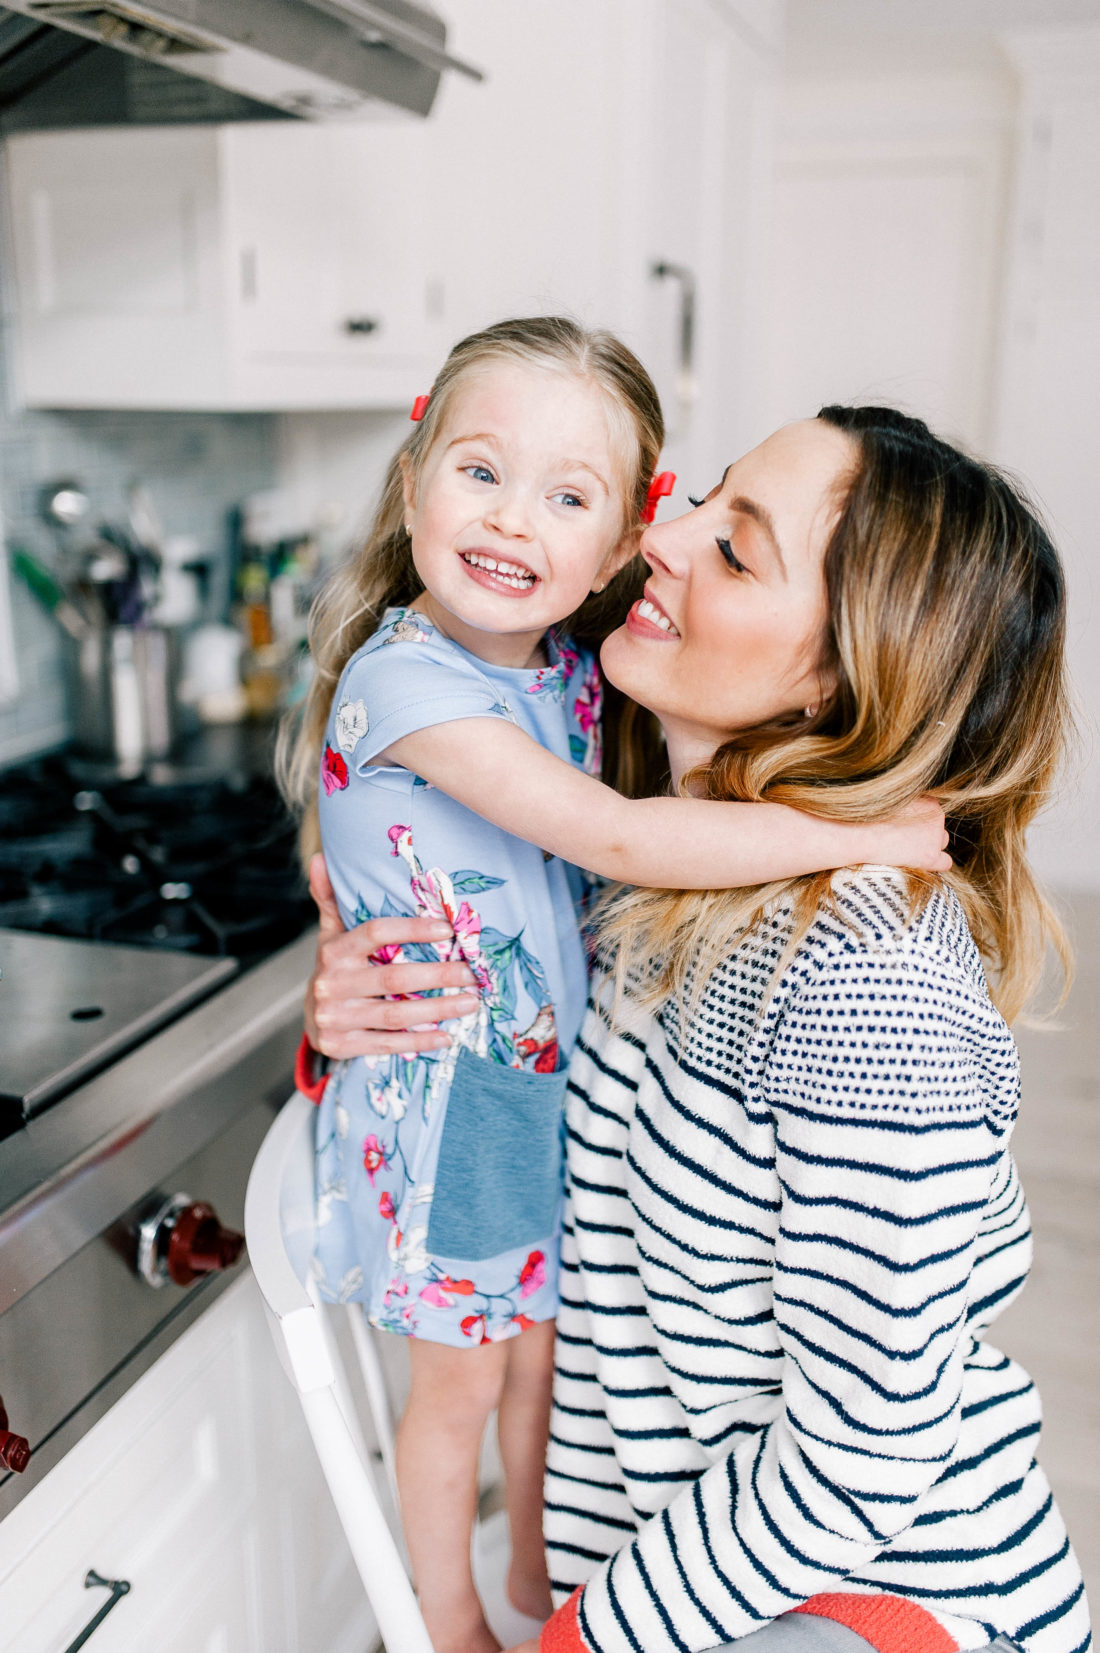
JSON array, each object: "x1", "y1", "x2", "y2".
[{"x1": 62, "y1": 1570, "x2": 132, "y2": 1653}]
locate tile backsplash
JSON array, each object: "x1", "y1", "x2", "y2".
[{"x1": 0, "y1": 157, "x2": 278, "y2": 764}]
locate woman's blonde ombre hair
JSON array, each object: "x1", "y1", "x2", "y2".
[
  {"x1": 600, "y1": 404, "x2": 1071, "y2": 1025},
  {"x1": 278, "y1": 316, "x2": 667, "y2": 856}
]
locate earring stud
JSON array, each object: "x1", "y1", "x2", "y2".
[{"x1": 803, "y1": 705, "x2": 818, "y2": 719}]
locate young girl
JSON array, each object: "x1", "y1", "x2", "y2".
[{"x1": 280, "y1": 317, "x2": 949, "y2": 1653}]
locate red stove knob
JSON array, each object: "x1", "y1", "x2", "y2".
[
  {"x1": 165, "y1": 1201, "x2": 245, "y2": 1287},
  {"x1": 0, "y1": 1396, "x2": 30, "y2": 1473}
]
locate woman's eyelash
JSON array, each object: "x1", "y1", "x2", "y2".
[{"x1": 717, "y1": 536, "x2": 746, "y2": 573}]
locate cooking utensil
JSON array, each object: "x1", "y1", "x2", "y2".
[
  {"x1": 88, "y1": 528, "x2": 146, "y2": 626},
  {"x1": 126, "y1": 482, "x2": 164, "y2": 559},
  {"x1": 38, "y1": 479, "x2": 90, "y2": 534},
  {"x1": 66, "y1": 624, "x2": 182, "y2": 768},
  {"x1": 126, "y1": 482, "x2": 166, "y2": 619},
  {"x1": 10, "y1": 545, "x2": 91, "y2": 641}
]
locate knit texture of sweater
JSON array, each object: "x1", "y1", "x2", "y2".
[{"x1": 541, "y1": 871, "x2": 1091, "y2": 1653}]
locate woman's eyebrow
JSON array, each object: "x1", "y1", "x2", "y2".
[{"x1": 727, "y1": 493, "x2": 787, "y2": 578}]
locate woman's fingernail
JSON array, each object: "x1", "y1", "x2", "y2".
[{"x1": 428, "y1": 922, "x2": 453, "y2": 938}]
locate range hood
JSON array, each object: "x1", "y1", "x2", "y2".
[{"x1": 0, "y1": 0, "x2": 482, "y2": 130}]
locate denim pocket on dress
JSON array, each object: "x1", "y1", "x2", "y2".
[{"x1": 426, "y1": 1047, "x2": 567, "y2": 1262}]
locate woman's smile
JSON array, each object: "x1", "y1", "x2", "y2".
[{"x1": 626, "y1": 585, "x2": 680, "y2": 638}]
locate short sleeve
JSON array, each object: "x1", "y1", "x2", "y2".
[{"x1": 331, "y1": 629, "x2": 512, "y2": 774}]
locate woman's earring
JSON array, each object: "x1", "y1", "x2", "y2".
[
  {"x1": 404, "y1": 523, "x2": 412, "y2": 537},
  {"x1": 803, "y1": 704, "x2": 818, "y2": 719},
  {"x1": 592, "y1": 580, "x2": 605, "y2": 593}
]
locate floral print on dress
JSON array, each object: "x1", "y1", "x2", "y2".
[
  {"x1": 570, "y1": 655, "x2": 603, "y2": 777},
  {"x1": 321, "y1": 744, "x2": 349, "y2": 794},
  {"x1": 376, "y1": 823, "x2": 560, "y2": 1077},
  {"x1": 381, "y1": 606, "x2": 432, "y2": 646},
  {"x1": 524, "y1": 631, "x2": 580, "y2": 703},
  {"x1": 313, "y1": 607, "x2": 595, "y2": 1347},
  {"x1": 314, "y1": 821, "x2": 564, "y2": 1343},
  {"x1": 335, "y1": 696, "x2": 369, "y2": 754}
]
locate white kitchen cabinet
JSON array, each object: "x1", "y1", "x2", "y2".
[
  {"x1": 419, "y1": 0, "x2": 780, "y2": 491},
  {"x1": 4, "y1": 123, "x2": 440, "y2": 412},
  {"x1": 0, "y1": 1272, "x2": 375, "y2": 1653},
  {"x1": 4, "y1": 0, "x2": 779, "y2": 444}
]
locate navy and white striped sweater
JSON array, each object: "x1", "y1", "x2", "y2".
[{"x1": 542, "y1": 872, "x2": 1091, "y2": 1653}]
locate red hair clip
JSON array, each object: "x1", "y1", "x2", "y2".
[
  {"x1": 641, "y1": 470, "x2": 675, "y2": 524},
  {"x1": 410, "y1": 394, "x2": 430, "y2": 422}
]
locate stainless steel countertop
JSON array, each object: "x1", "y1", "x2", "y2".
[
  {"x1": 0, "y1": 928, "x2": 316, "y2": 1310},
  {"x1": 0, "y1": 929, "x2": 238, "y2": 1115}
]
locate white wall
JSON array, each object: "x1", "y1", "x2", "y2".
[
  {"x1": 762, "y1": 29, "x2": 1100, "y2": 893},
  {"x1": 759, "y1": 70, "x2": 1015, "y2": 450},
  {"x1": 992, "y1": 27, "x2": 1100, "y2": 890}
]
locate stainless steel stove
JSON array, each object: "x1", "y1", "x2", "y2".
[{"x1": 0, "y1": 744, "x2": 315, "y2": 1517}]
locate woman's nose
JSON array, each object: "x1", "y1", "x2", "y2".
[{"x1": 640, "y1": 519, "x2": 687, "y2": 578}]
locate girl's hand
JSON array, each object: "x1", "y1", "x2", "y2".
[
  {"x1": 864, "y1": 795, "x2": 952, "y2": 873},
  {"x1": 303, "y1": 854, "x2": 478, "y2": 1058}
]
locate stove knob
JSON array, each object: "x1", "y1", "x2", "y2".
[
  {"x1": 136, "y1": 1193, "x2": 245, "y2": 1288},
  {"x1": 165, "y1": 1201, "x2": 245, "y2": 1287},
  {"x1": 0, "y1": 1397, "x2": 30, "y2": 1473}
]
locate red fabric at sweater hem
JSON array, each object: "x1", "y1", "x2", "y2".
[
  {"x1": 793, "y1": 1592, "x2": 959, "y2": 1653},
  {"x1": 541, "y1": 1587, "x2": 587, "y2": 1653}
]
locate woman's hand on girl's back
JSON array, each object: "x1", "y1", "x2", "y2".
[{"x1": 303, "y1": 854, "x2": 477, "y2": 1058}]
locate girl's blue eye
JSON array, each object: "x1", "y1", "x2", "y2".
[
  {"x1": 555, "y1": 491, "x2": 584, "y2": 509},
  {"x1": 717, "y1": 536, "x2": 746, "y2": 574},
  {"x1": 466, "y1": 464, "x2": 496, "y2": 484}
]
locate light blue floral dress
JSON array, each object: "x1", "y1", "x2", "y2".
[{"x1": 313, "y1": 606, "x2": 603, "y2": 1347}]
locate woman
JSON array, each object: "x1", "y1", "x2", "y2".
[{"x1": 301, "y1": 407, "x2": 1090, "y2": 1653}]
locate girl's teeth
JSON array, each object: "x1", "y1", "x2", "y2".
[
  {"x1": 463, "y1": 552, "x2": 535, "y2": 586},
  {"x1": 638, "y1": 598, "x2": 675, "y2": 633}
]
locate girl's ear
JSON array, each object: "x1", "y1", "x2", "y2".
[{"x1": 592, "y1": 531, "x2": 639, "y2": 593}]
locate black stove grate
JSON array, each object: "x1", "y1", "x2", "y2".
[{"x1": 0, "y1": 753, "x2": 314, "y2": 965}]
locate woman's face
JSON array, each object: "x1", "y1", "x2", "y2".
[{"x1": 600, "y1": 419, "x2": 857, "y2": 777}]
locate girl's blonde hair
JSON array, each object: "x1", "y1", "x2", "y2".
[
  {"x1": 599, "y1": 404, "x2": 1071, "y2": 1025},
  {"x1": 279, "y1": 316, "x2": 667, "y2": 856}
]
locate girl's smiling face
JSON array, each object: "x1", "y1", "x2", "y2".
[
  {"x1": 600, "y1": 418, "x2": 858, "y2": 781},
  {"x1": 402, "y1": 361, "x2": 632, "y2": 667}
]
